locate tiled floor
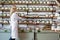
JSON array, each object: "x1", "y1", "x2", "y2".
[{"x1": 0, "y1": 32, "x2": 59, "y2": 40}]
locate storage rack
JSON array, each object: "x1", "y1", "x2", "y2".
[{"x1": 0, "y1": 0, "x2": 58, "y2": 30}]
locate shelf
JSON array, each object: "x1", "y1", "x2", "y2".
[
  {"x1": 1, "y1": 16, "x2": 56, "y2": 19},
  {"x1": 1, "y1": 22, "x2": 52, "y2": 25},
  {"x1": 32, "y1": 10, "x2": 56, "y2": 12},
  {"x1": 1, "y1": 1, "x2": 57, "y2": 6},
  {"x1": 2, "y1": 16, "x2": 10, "y2": 18},
  {"x1": 21, "y1": 16, "x2": 53, "y2": 19}
]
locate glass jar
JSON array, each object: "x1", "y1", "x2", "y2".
[
  {"x1": 32, "y1": 1, "x2": 36, "y2": 4},
  {"x1": 26, "y1": 1, "x2": 28, "y2": 4},
  {"x1": 22, "y1": 1, "x2": 26, "y2": 3},
  {"x1": 36, "y1": 7, "x2": 39, "y2": 11},
  {"x1": 47, "y1": 1, "x2": 50, "y2": 4},
  {"x1": 12, "y1": 1, "x2": 15, "y2": 4},
  {"x1": 40, "y1": 1, "x2": 43, "y2": 4},
  {"x1": 45, "y1": 15, "x2": 48, "y2": 17},
  {"x1": 19, "y1": 1, "x2": 22, "y2": 3},
  {"x1": 29, "y1": 1, "x2": 32, "y2": 4},
  {"x1": 15, "y1": 1, "x2": 18, "y2": 3}
]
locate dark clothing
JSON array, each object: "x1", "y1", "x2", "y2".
[{"x1": 9, "y1": 37, "x2": 15, "y2": 40}]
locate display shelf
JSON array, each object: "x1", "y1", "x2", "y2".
[
  {"x1": 20, "y1": 16, "x2": 53, "y2": 19},
  {"x1": 1, "y1": 16, "x2": 55, "y2": 19},
  {"x1": 1, "y1": 1, "x2": 57, "y2": 6},
  {"x1": 2, "y1": 22, "x2": 52, "y2": 25}
]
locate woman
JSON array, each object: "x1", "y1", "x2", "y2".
[{"x1": 9, "y1": 5, "x2": 21, "y2": 40}]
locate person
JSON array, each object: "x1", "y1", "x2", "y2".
[{"x1": 9, "y1": 5, "x2": 22, "y2": 40}]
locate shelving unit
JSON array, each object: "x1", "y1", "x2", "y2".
[{"x1": 0, "y1": 0, "x2": 58, "y2": 30}]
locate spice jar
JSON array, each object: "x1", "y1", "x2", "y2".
[
  {"x1": 12, "y1": 1, "x2": 15, "y2": 4},
  {"x1": 47, "y1": 1, "x2": 50, "y2": 4},
  {"x1": 22, "y1": 1, "x2": 26, "y2": 3},
  {"x1": 15, "y1": 1, "x2": 18, "y2": 3},
  {"x1": 26, "y1": 1, "x2": 28, "y2": 4},
  {"x1": 19, "y1": 1, "x2": 22, "y2": 3},
  {"x1": 45, "y1": 15, "x2": 48, "y2": 17}
]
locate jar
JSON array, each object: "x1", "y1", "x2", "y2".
[
  {"x1": 3, "y1": 14, "x2": 6, "y2": 16},
  {"x1": 50, "y1": 14, "x2": 53, "y2": 17},
  {"x1": 42, "y1": 21, "x2": 44, "y2": 23},
  {"x1": 19, "y1": 7, "x2": 22, "y2": 10},
  {"x1": 26, "y1": 7, "x2": 29, "y2": 11},
  {"x1": 12, "y1": 1, "x2": 15, "y2": 4},
  {"x1": 3, "y1": 21, "x2": 8, "y2": 23},
  {"x1": 50, "y1": 8, "x2": 53, "y2": 11},
  {"x1": 46, "y1": 21, "x2": 49, "y2": 23},
  {"x1": 2, "y1": 7, "x2": 4, "y2": 10},
  {"x1": 36, "y1": 7, "x2": 39, "y2": 11},
  {"x1": 19, "y1": 1, "x2": 22, "y2": 3},
  {"x1": 26, "y1": 1, "x2": 28, "y2": 4},
  {"x1": 5, "y1": 7, "x2": 8, "y2": 10},
  {"x1": 23, "y1": 7, "x2": 25, "y2": 10},
  {"x1": 15, "y1": 1, "x2": 18, "y2": 3},
  {"x1": 36, "y1": 20, "x2": 39, "y2": 23},
  {"x1": 40, "y1": 7, "x2": 43, "y2": 11},
  {"x1": 0, "y1": 13, "x2": 2, "y2": 16},
  {"x1": 22, "y1": 1, "x2": 26, "y2": 3},
  {"x1": 32, "y1": 7, "x2": 36, "y2": 10},
  {"x1": 47, "y1": 1, "x2": 50, "y2": 4},
  {"x1": 47, "y1": 7, "x2": 50, "y2": 11},
  {"x1": 44, "y1": 7, "x2": 46, "y2": 11},
  {"x1": 40, "y1": 1, "x2": 42, "y2": 4},
  {"x1": 36, "y1": 1, "x2": 39, "y2": 4},
  {"x1": 29, "y1": 20, "x2": 32, "y2": 23},
  {"x1": 21, "y1": 13, "x2": 24, "y2": 16},
  {"x1": 29, "y1": 1, "x2": 32, "y2": 4},
  {"x1": 43, "y1": 1, "x2": 46, "y2": 4},
  {"x1": 7, "y1": 14, "x2": 10, "y2": 16},
  {"x1": 8, "y1": 1, "x2": 11, "y2": 3},
  {"x1": 50, "y1": 21, "x2": 52, "y2": 24},
  {"x1": 27, "y1": 28, "x2": 30, "y2": 31},
  {"x1": 33, "y1": 1, "x2": 36, "y2": 4},
  {"x1": 36, "y1": 28, "x2": 39, "y2": 30},
  {"x1": 29, "y1": 7, "x2": 32, "y2": 10},
  {"x1": 24, "y1": 21, "x2": 27, "y2": 23},
  {"x1": 45, "y1": 15, "x2": 48, "y2": 17}
]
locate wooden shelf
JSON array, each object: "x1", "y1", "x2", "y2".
[
  {"x1": 1, "y1": 16, "x2": 56, "y2": 19},
  {"x1": 32, "y1": 10, "x2": 56, "y2": 12},
  {"x1": 1, "y1": 22, "x2": 52, "y2": 25},
  {"x1": 0, "y1": 1, "x2": 57, "y2": 6},
  {"x1": 2, "y1": 16, "x2": 10, "y2": 18},
  {"x1": 21, "y1": 16, "x2": 53, "y2": 19}
]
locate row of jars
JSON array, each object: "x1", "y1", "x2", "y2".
[
  {"x1": 0, "y1": 13, "x2": 54, "y2": 18},
  {"x1": 0, "y1": 1, "x2": 56, "y2": 5},
  {"x1": 0, "y1": 20, "x2": 52, "y2": 24},
  {"x1": 19, "y1": 20, "x2": 53, "y2": 24},
  {"x1": 0, "y1": 7, "x2": 55, "y2": 11},
  {"x1": 1, "y1": 0, "x2": 55, "y2": 1}
]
